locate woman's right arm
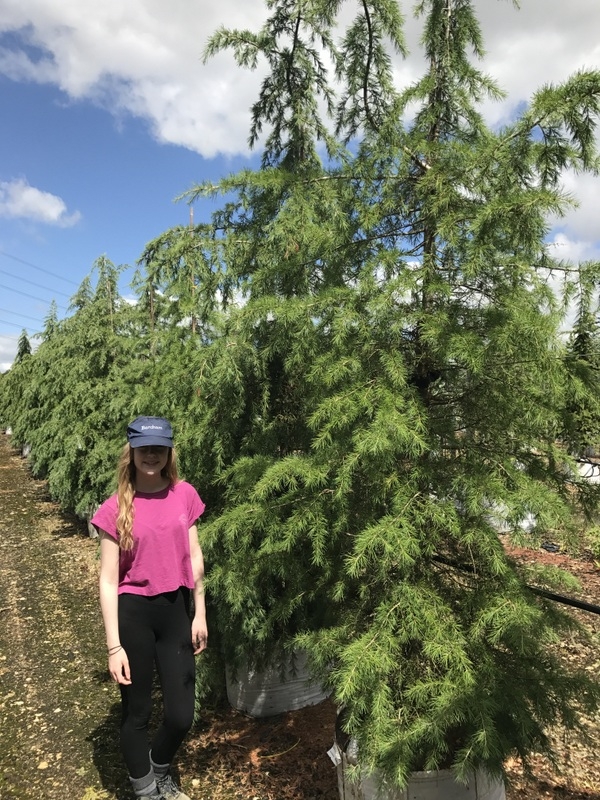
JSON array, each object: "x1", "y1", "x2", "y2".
[{"x1": 99, "y1": 531, "x2": 131, "y2": 685}]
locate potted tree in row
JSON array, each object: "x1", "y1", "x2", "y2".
[{"x1": 192, "y1": 0, "x2": 600, "y2": 795}]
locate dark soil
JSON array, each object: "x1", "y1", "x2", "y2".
[{"x1": 0, "y1": 432, "x2": 599, "y2": 800}]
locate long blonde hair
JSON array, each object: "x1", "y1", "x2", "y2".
[{"x1": 115, "y1": 443, "x2": 179, "y2": 551}]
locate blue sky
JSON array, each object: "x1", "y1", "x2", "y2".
[
  {"x1": 0, "y1": 75, "x2": 258, "y2": 365},
  {"x1": 1, "y1": 0, "x2": 599, "y2": 370}
]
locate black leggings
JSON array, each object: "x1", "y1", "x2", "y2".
[{"x1": 118, "y1": 588, "x2": 196, "y2": 778}]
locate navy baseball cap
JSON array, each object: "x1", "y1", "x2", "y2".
[{"x1": 127, "y1": 416, "x2": 174, "y2": 448}]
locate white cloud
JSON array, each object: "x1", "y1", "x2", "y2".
[
  {"x1": 0, "y1": 334, "x2": 17, "y2": 373},
  {"x1": 0, "y1": 0, "x2": 268, "y2": 158},
  {"x1": 0, "y1": 0, "x2": 597, "y2": 159},
  {"x1": 0, "y1": 178, "x2": 81, "y2": 227},
  {"x1": 549, "y1": 232, "x2": 599, "y2": 264},
  {"x1": 477, "y1": 1, "x2": 600, "y2": 126},
  {"x1": 0, "y1": 0, "x2": 599, "y2": 256},
  {"x1": 554, "y1": 170, "x2": 600, "y2": 246}
]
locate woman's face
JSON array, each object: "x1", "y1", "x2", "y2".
[{"x1": 132, "y1": 445, "x2": 170, "y2": 478}]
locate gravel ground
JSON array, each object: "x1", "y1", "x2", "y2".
[{"x1": 0, "y1": 436, "x2": 127, "y2": 800}]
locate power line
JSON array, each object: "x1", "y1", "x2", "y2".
[
  {"x1": 0, "y1": 307, "x2": 45, "y2": 324},
  {"x1": 0, "y1": 331, "x2": 20, "y2": 343},
  {"x1": 0, "y1": 318, "x2": 41, "y2": 332},
  {"x1": 0, "y1": 249, "x2": 80, "y2": 287},
  {"x1": 0, "y1": 282, "x2": 69, "y2": 312},
  {"x1": 0, "y1": 267, "x2": 72, "y2": 299}
]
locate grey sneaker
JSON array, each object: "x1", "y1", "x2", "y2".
[
  {"x1": 156, "y1": 773, "x2": 191, "y2": 800},
  {"x1": 135, "y1": 788, "x2": 166, "y2": 800}
]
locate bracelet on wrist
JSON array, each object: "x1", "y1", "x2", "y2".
[{"x1": 108, "y1": 645, "x2": 123, "y2": 655}]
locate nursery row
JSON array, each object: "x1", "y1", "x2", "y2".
[{"x1": 3, "y1": 1, "x2": 600, "y2": 794}]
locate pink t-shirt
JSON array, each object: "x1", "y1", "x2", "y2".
[{"x1": 91, "y1": 480, "x2": 205, "y2": 596}]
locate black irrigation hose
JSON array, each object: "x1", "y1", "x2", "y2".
[
  {"x1": 526, "y1": 586, "x2": 600, "y2": 616},
  {"x1": 432, "y1": 554, "x2": 600, "y2": 617}
]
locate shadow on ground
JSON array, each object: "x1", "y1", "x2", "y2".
[{"x1": 88, "y1": 702, "x2": 131, "y2": 800}]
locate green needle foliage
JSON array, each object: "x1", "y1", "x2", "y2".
[
  {"x1": 15, "y1": 329, "x2": 32, "y2": 364},
  {"x1": 562, "y1": 262, "x2": 600, "y2": 457},
  {"x1": 2, "y1": 0, "x2": 600, "y2": 788},
  {"x1": 0, "y1": 257, "x2": 150, "y2": 515},
  {"x1": 195, "y1": 0, "x2": 600, "y2": 786}
]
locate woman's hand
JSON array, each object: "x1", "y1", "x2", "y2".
[
  {"x1": 108, "y1": 648, "x2": 132, "y2": 684},
  {"x1": 191, "y1": 618, "x2": 208, "y2": 655}
]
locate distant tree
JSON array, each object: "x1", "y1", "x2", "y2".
[
  {"x1": 68, "y1": 274, "x2": 94, "y2": 312},
  {"x1": 15, "y1": 329, "x2": 32, "y2": 364},
  {"x1": 562, "y1": 264, "x2": 600, "y2": 455},
  {"x1": 0, "y1": 330, "x2": 34, "y2": 432},
  {"x1": 41, "y1": 301, "x2": 60, "y2": 342},
  {"x1": 1, "y1": 257, "x2": 149, "y2": 515},
  {"x1": 0, "y1": 347, "x2": 34, "y2": 437},
  {"x1": 137, "y1": 222, "x2": 233, "y2": 338}
]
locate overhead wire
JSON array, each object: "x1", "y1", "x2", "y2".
[
  {"x1": 0, "y1": 318, "x2": 42, "y2": 331},
  {"x1": 0, "y1": 252, "x2": 78, "y2": 357},
  {"x1": 0, "y1": 282, "x2": 69, "y2": 312},
  {"x1": 0, "y1": 307, "x2": 45, "y2": 324},
  {"x1": 0, "y1": 249, "x2": 80, "y2": 287},
  {"x1": 0, "y1": 267, "x2": 72, "y2": 299}
]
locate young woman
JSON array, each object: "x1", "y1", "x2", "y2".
[{"x1": 93, "y1": 416, "x2": 207, "y2": 800}]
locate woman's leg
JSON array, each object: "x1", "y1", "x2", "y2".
[
  {"x1": 118, "y1": 593, "x2": 157, "y2": 779},
  {"x1": 150, "y1": 589, "x2": 196, "y2": 766}
]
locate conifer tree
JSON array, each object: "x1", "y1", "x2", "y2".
[
  {"x1": 0, "y1": 257, "x2": 147, "y2": 515},
  {"x1": 0, "y1": 247, "x2": 213, "y2": 516},
  {"x1": 15, "y1": 329, "x2": 32, "y2": 364},
  {"x1": 137, "y1": 222, "x2": 233, "y2": 337},
  {"x1": 0, "y1": 333, "x2": 34, "y2": 438},
  {"x1": 196, "y1": 0, "x2": 600, "y2": 786},
  {"x1": 187, "y1": 0, "x2": 373, "y2": 662},
  {"x1": 562, "y1": 264, "x2": 600, "y2": 457},
  {"x1": 42, "y1": 301, "x2": 60, "y2": 342}
]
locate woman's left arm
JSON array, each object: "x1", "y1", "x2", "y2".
[{"x1": 189, "y1": 524, "x2": 207, "y2": 654}]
